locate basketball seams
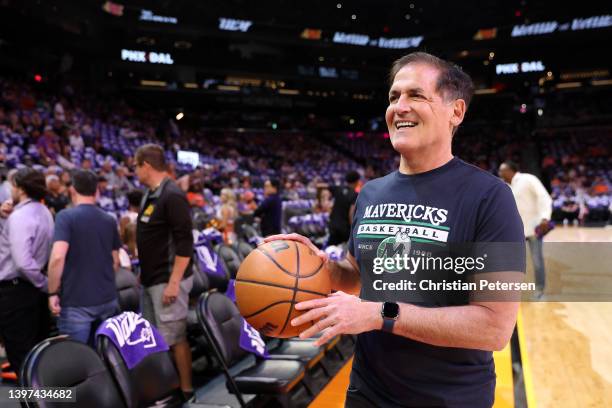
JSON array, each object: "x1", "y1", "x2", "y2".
[
  {"x1": 255, "y1": 246, "x2": 323, "y2": 278},
  {"x1": 234, "y1": 279, "x2": 329, "y2": 297},
  {"x1": 279, "y1": 241, "x2": 301, "y2": 336},
  {"x1": 241, "y1": 300, "x2": 293, "y2": 319}
]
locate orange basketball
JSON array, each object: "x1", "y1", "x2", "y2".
[{"x1": 235, "y1": 240, "x2": 331, "y2": 338}]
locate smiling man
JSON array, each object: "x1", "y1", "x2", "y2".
[{"x1": 266, "y1": 52, "x2": 526, "y2": 408}]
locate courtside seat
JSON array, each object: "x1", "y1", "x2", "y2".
[
  {"x1": 233, "y1": 240, "x2": 254, "y2": 261},
  {"x1": 214, "y1": 244, "x2": 242, "y2": 279},
  {"x1": 196, "y1": 291, "x2": 305, "y2": 405},
  {"x1": 190, "y1": 266, "x2": 210, "y2": 301},
  {"x1": 20, "y1": 336, "x2": 125, "y2": 408},
  {"x1": 115, "y1": 267, "x2": 140, "y2": 313},
  {"x1": 97, "y1": 336, "x2": 183, "y2": 408},
  {"x1": 268, "y1": 340, "x2": 326, "y2": 371}
]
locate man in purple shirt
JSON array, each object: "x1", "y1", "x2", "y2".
[{"x1": 0, "y1": 168, "x2": 54, "y2": 375}]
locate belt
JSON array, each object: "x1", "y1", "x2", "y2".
[{"x1": 0, "y1": 278, "x2": 28, "y2": 288}]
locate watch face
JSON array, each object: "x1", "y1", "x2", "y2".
[{"x1": 383, "y1": 302, "x2": 399, "y2": 318}]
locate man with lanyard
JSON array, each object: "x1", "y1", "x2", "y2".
[
  {"x1": 266, "y1": 52, "x2": 526, "y2": 407},
  {"x1": 134, "y1": 143, "x2": 194, "y2": 400}
]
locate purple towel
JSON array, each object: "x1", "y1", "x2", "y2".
[
  {"x1": 195, "y1": 243, "x2": 226, "y2": 277},
  {"x1": 239, "y1": 318, "x2": 268, "y2": 359},
  {"x1": 96, "y1": 312, "x2": 169, "y2": 369}
]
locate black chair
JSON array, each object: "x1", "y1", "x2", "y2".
[
  {"x1": 189, "y1": 264, "x2": 210, "y2": 301},
  {"x1": 214, "y1": 244, "x2": 242, "y2": 279},
  {"x1": 233, "y1": 240, "x2": 254, "y2": 261},
  {"x1": 20, "y1": 336, "x2": 126, "y2": 408},
  {"x1": 115, "y1": 267, "x2": 141, "y2": 313},
  {"x1": 193, "y1": 249, "x2": 229, "y2": 292},
  {"x1": 97, "y1": 336, "x2": 184, "y2": 408},
  {"x1": 196, "y1": 291, "x2": 306, "y2": 408},
  {"x1": 240, "y1": 224, "x2": 261, "y2": 243}
]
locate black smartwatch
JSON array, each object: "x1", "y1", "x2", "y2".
[{"x1": 381, "y1": 301, "x2": 399, "y2": 332}]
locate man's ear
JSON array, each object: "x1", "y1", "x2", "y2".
[{"x1": 450, "y1": 99, "x2": 467, "y2": 128}]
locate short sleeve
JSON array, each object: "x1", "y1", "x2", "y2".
[
  {"x1": 53, "y1": 210, "x2": 71, "y2": 243},
  {"x1": 165, "y1": 191, "x2": 194, "y2": 257},
  {"x1": 474, "y1": 182, "x2": 526, "y2": 273}
]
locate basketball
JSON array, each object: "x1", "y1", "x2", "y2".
[{"x1": 235, "y1": 240, "x2": 331, "y2": 338}]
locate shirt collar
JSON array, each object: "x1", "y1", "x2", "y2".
[
  {"x1": 14, "y1": 199, "x2": 33, "y2": 210},
  {"x1": 148, "y1": 177, "x2": 169, "y2": 199}
]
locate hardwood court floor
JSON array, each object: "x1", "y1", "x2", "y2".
[{"x1": 521, "y1": 226, "x2": 612, "y2": 408}]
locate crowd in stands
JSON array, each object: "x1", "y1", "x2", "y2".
[{"x1": 1, "y1": 77, "x2": 610, "y2": 233}]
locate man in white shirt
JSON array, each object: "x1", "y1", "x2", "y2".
[{"x1": 499, "y1": 161, "x2": 552, "y2": 295}]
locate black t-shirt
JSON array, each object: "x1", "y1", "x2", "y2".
[
  {"x1": 45, "y1": 192, "x2": 70, "y2": 215},
  {"x1": 329, "y1": 185, "x2": 358, "y2": 232},
  {"x1": 54, "y1": 204, "x2": 120, "y2": 307},
  {"x1": 137, "y1": 178, "x2": 193, "y2": 287},
  {"x1": 347, "y1": 157, "x2": 526, "y2": 408},
  {"x1": 253, "y1": 193, "x2": 282, "y2": 237}
]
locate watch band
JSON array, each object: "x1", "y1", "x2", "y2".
[{"x1": 382, "y1": 318, "x2": 396, "y2": 333}]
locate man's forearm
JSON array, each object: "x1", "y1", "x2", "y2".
[
  {"x1": 328, "y1": 259, "x2": 360, "y2": 295},
  {"x1": 47, "y1": 258, "x2": 64, "y2": 293},
  {"x1": 384, "y1": 302, "x2": 518, "y2": 351},
  {"x1": 168, "y1": 255, "x2": 190, "y2": 286}
]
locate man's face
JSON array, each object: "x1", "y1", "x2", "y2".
[
  {"x1": 82, "y1": 159, "x2": 91, "y2": 170},
  {"x1": 264, "y1": 180, "x2": 275, "y2": 196},
  {"x1": 134, "y1": 161, "x2": 149, "y2": 185},
  {"x1": 48, "y1": 179, "x2": 60, "y2": 192},
  {"x1": 498, "y1": 164, "x2": 514, "y2": 184},
  {"x1": 385, "y1": 63, "x2": 463, "y2": 158}
]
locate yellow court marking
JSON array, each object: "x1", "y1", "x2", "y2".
[{"x1": 517, "y1": 307, "x2": 537, "y2": 408}]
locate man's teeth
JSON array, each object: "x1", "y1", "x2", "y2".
[{"x1": 396, "y1": 121, "x2": 417, "y2": 129}]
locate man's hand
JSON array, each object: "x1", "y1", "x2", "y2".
[
  {"x1": 162, "y1": 281, "x2": 180, "y2": 306},
  {"x1": 290, "y1": 291, "x2": 380, "y2": 347},
  {"x1": 0, "y1": 200, "x2": 13, "y2": 219},
  {"x1": 48, "y1": 295, "x2": 61, "y2": 316},
  {"x1": 263, "y1": 233, "x2": 328, "y2": 263}
]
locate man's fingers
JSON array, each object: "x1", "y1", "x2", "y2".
[
  {"x1": 261, "y1": 234, "x2": 327, "y2": 262},
  {"x1": 295, "y1": 297, "x2": 331, "y2": 311},
  {"x1": 299, "y1": 316, "x2": 335, "y2": 339},
  {"x1": 313, "y1": 327, "x2": 338, "y2": 347},
  {"x1": 291, "y1": 305, "x2": 329, "y2": 326}
]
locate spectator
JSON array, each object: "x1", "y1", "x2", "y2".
[
  {"x1": 313, "y1": 187, "x2": 333, "y2": 215},
  {"x1": 134, "y1": 144, "x2": 194, "y2": 399},
  {"x1": 119, "y1": 189, "x2": 143, "y2": 260},
  {"x1": 218, "y1": 188, "x2": 237, "y2": 243},
  {"x1": 238, "y1": 190, "x2": 257, "y2": 216},
  {"x1": 45, "y1": 174, "x2": 70, "y2": 215},
  {"x1": 0, "y1": 169, "x2": 17, "y2": 204},
  {"x1": 327, "y1": 171, "x2": 360, "y2": 245},
  {"x1": 254, "y1": 178, "x2": 282, "y2": 237},
  {"x1": 499, "y1": 161, "x2": 552, "y2": 295},
  {"x1": 0, "y1": 168, "x2": 54, "y2": 374},
  {"x1": 68, "y1": 128, "x2": 84, "y2": 151},
  {"x1": 47, "y1": 170, "x2": 121, "y2": 345},
  {"x1": 37, "y1": 125, "x2": 61, "y2": 164}
]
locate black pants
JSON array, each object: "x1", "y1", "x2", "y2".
[
  {"x1": 328, "y1": 227, "x2": 350, "y2": 246},
  {"x1": 0, "y1": 280, "x2": 50, "y2": 375}
]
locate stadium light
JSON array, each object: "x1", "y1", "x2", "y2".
[{"x1": 176, "y1": 112, "x2": 184, "y2": 120}]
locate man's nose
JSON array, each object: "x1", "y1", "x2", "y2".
[{"x1": 394, "y1": 94, "x2": 414, "y2": 114}]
